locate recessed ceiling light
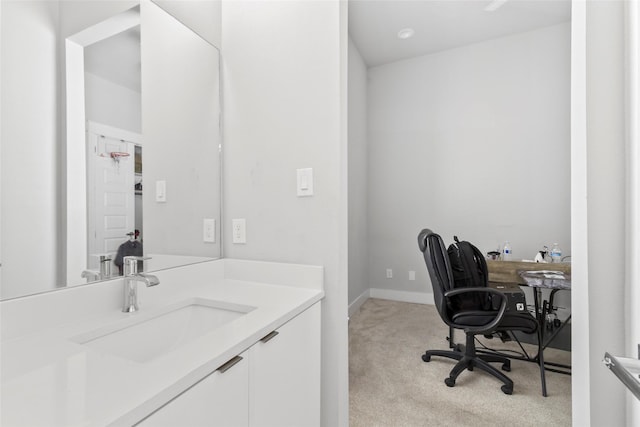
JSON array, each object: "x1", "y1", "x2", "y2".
[
  {"x1": 484, "y1": 0, "x2": 509, "y2": 12},
  {"x1": 397, "y1": 28, "x2": 415, "y2": 40}
]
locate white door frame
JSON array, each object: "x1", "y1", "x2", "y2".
[
  {"x1": 572, "y1": 2, "x2": 640, "y2": 424},
  {"x1": 625, "y1": 0, "x2": 640, "y2": 422},
  {"x1": 65, "y1": 7, "x2": 140, "y2": 285}
]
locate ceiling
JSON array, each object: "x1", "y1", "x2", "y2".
[{"x1": 348, "y1": 0, "x2": 572, "y2": 67}]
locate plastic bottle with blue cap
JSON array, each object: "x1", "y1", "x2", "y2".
[{"x1": 502, "y1": 241, "x2": 512, "y2": 261}]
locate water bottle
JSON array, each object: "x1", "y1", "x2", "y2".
[
  {"x1": 550, "y1": 243, "x2": 562, "y2": 263},
  {"x1": 502, "y1": 241, "x2": 512, "y2": 261}
]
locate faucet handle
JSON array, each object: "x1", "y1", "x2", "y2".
[{"x1": 123, "y1": 256, "x2": 151, "y2": 275}]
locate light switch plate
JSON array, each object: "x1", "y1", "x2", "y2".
[
  {"x1": 203, "y1": 218, "x2": 215, "y2": 243},
  {"x1": 232, "y1": 218, "x2": 246, "y2": 244},
  {"x1": 297, "y1": 168, "x2": 314, "y2": 197},
  {"x1": 156, "y1": 180, "x2": 167, "y2": 202}
]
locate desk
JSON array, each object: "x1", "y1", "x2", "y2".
[
  {"x1": 518, "y1": 269, "x2": 572, "y2": 396},
  {"x1": 486, "y1": 261, "x2": 572, "y2": 397},
  {"x1": 487, "y1": 260, "x2": 571, "y2": 284}
]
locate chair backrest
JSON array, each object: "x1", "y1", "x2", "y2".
[{"x1": 418, "y1": 229, "x2": 456, "y2": 321}]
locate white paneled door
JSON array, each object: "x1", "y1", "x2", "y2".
[{"x1": 86, "y1": 123, "x2": 140, "y2": 274}]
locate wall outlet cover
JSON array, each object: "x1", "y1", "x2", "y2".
[
  {"x1": 203, "y1": 218, "x2": 215, "y2": 243},
  {"x1": 232, "y1": 218, "x2": 246, "y2": 244}
]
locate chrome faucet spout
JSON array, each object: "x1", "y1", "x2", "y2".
[
  {"x1": 81, "y1": 270, "x2": 100, "y2": 280},
  {"x1": 138, "y1": 272, "x2": 160, "y2": 287},
  {"x1": 122, "y1": 256, "x2": 160, "y2": 313}
]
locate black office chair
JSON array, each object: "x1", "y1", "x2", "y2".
[{"x1": 417, "y1": 229, "x2": 538, "y2": 395}]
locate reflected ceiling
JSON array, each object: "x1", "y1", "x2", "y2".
[{"x1": 85, "y1": 25, "x2": 141, "y2": 92}]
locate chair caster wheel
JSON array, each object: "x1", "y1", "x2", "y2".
[
  {"x1": 422, "y1": 354, "x2": 431, "y2": 362},
  {"x1": 502, "y1": 363, "x2": 511, "y2": 372},
  {"x1": 501, "y1": 385, "x2": 513, "y2": 395},
  {"x1": 445, "y1": 377, "x2": 456, "y2": 387}
]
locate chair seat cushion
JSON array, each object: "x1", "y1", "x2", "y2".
[{"x1": 452, "y1": 310, "x2": 537, "y2": 334}]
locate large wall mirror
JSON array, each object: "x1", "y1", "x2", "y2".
[{"x1": 0, "y1": 0, "x2": 222, "y2": 300}]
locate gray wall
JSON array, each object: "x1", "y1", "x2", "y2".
[
  {"x1": 366, "y1": 23, "x2": 571, "y2": 298},
  {"x1": 221, "y1": 1, "x2": 349, "y2": 425},
  {"x1": 347, "y1": 37, "x2": 369, "y2": 312}
]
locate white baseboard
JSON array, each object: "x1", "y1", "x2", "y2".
[
  {"x1": 348, "y1": 288, "x2": 434, "y2": 320},
  {"x1": 369, "y1": 288, "x2": 434, "y2": 305},
  {"x1": 348, "y1": 289, "x2": 370, "y2": 317}
]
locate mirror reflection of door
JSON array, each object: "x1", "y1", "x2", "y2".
[{"x1": 86, "y1": 123, "x2": 141, "y2": 279}]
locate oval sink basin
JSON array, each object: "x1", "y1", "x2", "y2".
[{"x1": 71, "y1": 298, "x2": 255, "y2": 363}]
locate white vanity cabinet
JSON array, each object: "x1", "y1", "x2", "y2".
[
  {"x1": 249, "y1": 302, "x2": 321, "y2": 427},
  {"x1": 137, "y1": 353, "x2": 249, "y2": 427},
  {"x1": 137, "y1": 302, "x2": 320, "y2": 427}
]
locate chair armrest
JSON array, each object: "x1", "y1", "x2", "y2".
[{"x1": 443, "y1": 287, "x2": 508, "y2": 334}]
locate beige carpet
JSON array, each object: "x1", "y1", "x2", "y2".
[{"x1": 349, "y1": 298, "x2": 572, "y2": 427}]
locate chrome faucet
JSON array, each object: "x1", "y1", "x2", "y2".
[
  {"x1": 122, "y1": 256, "x2": 160, "y2": 313},
  {"x1": 81, "y1": 255, "x2": 113, "y2": 281},
  {"x1": 98, "y1": 255, "x2": 112, "y2": 279}
]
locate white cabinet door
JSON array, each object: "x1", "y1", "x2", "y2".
[
  {"x1": 138, "y1": 353, "x2": 249, "y2": 427},
  {"x1": 249, "y1": 303, "x2": 321, "y2": 427}
]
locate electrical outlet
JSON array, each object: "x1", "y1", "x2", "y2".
[
  {"x1": 232, "y1": 218, "x2": 246, "y2": 244},
  {"x1": 386, "y1": 268, "x2": 393, "y2": 279},
  {"x1": 203, "y1": 218, "x2": 215, "y2": 243},
  {"x1": 409, "y1": 270, "x2": 416, "y2": 281}
]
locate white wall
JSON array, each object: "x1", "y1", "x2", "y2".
[
  {"x1": 367, "y1": 24, "x2": 571, "y2": 298},
  {"x1": 153, "y1": 0, "x2": 221, "y2": 48},
  {"x1": 1, "y1": 0, "x2": 60, "y2": 298},
  {"x1": 221, "y1": 1, "x2": 348, "y2": 425},
  {"x1": 347, "y1": 37, "x2": 369, "y2": 312},
  {"x1": 84, "y1": 72, "x2": 141, "y2": 133}
]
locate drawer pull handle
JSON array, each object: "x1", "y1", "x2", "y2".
[
  {"x1": 260, "y1": 330, "x2": 279, "y2": 343},
  {"x1": 217, "y1": 355, "x2": 243, "y2": 373}
]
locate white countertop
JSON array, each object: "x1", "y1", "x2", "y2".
[{"x1": 1, "y1": 259, "x2": 324, "y2": 427}]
